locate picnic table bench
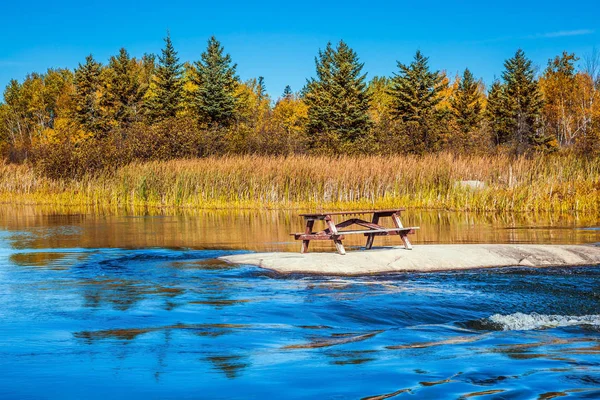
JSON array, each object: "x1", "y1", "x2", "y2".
[{"x1": 291, "y1": 209, "x2": 419, "y2": 255}]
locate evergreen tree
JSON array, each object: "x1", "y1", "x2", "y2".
[
  {"x1": 191, "y1": 36, "x2": 239, "y2": 127},
  {"x1": 282, "y1": 85, "x2": 293, "y2": 100},
  {"x1": 73, "y1": 55, "x2": 103, "y2": 132},
  {"x1": 102, "y1": 48, "x2": 147, "y2": 128},
  {"x1": 304, "y1": 41, "x2": 372, "y2": 151},
  {"x1": 148, "y1": 33, "x2": 184, "y2": 121},
  {"x1": 388, "y1": 51, "x2": 447, "y2": 152},
  {"x1": 501, "y1": 49, "x2": 545, "y2": 151},
  {"x1": 486, "y1": 80, "x2": 511, "y2": 145},
  {"x1": 256, "y1": 76, "x2": 266, "y2": 102},
  {"x1": 388, "y1": 50, "x2": 445, "y2": 122},
  {"x1": 450, "y1": 68, "x2": 483, "y2": 134}
]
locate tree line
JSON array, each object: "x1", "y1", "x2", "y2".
[{"x1": 1, "y1": 35, "x2": 599, "y2": 178}]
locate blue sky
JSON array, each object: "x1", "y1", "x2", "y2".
[{"x1": 1, "y1": 0, "x2": 599, "y2": 98}]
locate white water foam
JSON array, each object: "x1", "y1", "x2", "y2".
[{"x1": 488, "y1": 312, "x2": 600, "y2": 331}]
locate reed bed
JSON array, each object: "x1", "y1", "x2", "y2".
[{"x1": 0, "y1": 153, "x2": 598, "y2": 213}]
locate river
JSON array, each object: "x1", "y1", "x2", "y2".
[{"x1": 0, "y1": 205, "x2": 599, "y2": 399}]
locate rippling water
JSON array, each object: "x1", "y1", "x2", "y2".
[{"x1": 0, "y1": 206, "x2": 599, "y2": 399}]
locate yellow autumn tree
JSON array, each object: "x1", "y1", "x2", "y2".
[
  {"x1": 266, "y1": 91, "x2": 308, "y2": 154},
  {"x1": 366, "y1": 76, "x2": 393, "y2": 124},
  {"x1": 228, "y1": 78, "x2": 271, "y2": 153},
  {"x1": 539, "y1": 52, "x2": 579, "y2": 147},
  {"x1": 574, "y1": 70, "x2": 600, "y2": 154}
]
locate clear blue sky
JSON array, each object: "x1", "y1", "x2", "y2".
[{"x1": 1, "y1": 0, "x2": 599, "y2": 98}]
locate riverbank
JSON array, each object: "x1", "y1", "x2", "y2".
[{"x1": 0, "y1": 153, "x2": 599, "y2": 212}]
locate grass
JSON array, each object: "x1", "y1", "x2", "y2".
[{"x1": 0, "y1": 153, "x2": 599, "y2": 213}]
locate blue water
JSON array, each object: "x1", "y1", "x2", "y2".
[{"x1": 0, "y1": 214, "x2": 599, "y2": 399}]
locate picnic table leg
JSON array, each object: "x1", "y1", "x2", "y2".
[
  {"x1": 301, "y1": 219, "x2": 314, "y2": 253},
  {"x1": 392, "y1": 212, "x2": 413, "y2": 250},
  {"x1": 365, "y1": 214, "x2": 380, "y2": 250},
  {"x1": 325, "y1": 216, "x2": 346, "y2": 255}
]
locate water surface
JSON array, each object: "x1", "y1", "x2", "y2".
[{"x1": 0, "y1": 206, "x2": 599, "y2": 399}]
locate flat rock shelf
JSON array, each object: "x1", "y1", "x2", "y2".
[{"x1": 219, "y1": 244, "x2": 600, "y2": 275}]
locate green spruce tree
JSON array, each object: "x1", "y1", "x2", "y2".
[
  {"x1": 282, "y1": 85, "x2": 293, "y2": 100},
  {"x1": 501, "y1": 49, "x2": 545, "y2": 152},
  {"x1": 304, "y1": 41, "x2": 372, "y2": 151},
  {"x1": 486, "y1": 80, "x2": 511, "y2": 145},
  {"x1": 191, "y1": 36, "x2": 239, "y2": 127},
  {"x1": 388, "y1": 50, "x2": 447, "y2": 152},
  {"x1": 73, "y1": 55, "x2": 103, "y2": 132},
  {"x1": 102, "y1": 48, "x2": 147, "y2": 128},
  {"x1": 389, "y1": 50, "x2": 445, "y2": 122},
  {"x1": 147, "y1": 34, "x2": 184, "y2": 121},
  {"x1": 450, "y1": 68, "x2": 483, "y2": 134}
]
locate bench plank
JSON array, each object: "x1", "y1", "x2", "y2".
[
  {"x1": 339, "y1": 227, "x2": 418, "y2": 235},
  {"x1": 363, "y1": 230, "x2": 416, "y2": 237},
  {"x1": 292, "y1": 227, "x2": 418, "y2": 238},
  {"x1": 293, "y1": 234, "x2": 345, "y2": 240}
]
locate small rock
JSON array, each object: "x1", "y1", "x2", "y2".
[{"x1": 455, "y1": 180, "x2": 485, "y2": 190}]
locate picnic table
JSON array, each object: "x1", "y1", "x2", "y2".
[{"x1": 291, "y1": 209, "x2": 419, "y2": 255}]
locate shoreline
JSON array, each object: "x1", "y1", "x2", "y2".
[{"x1": 220, "y1": 244, "x2": 600, "y2": 275}]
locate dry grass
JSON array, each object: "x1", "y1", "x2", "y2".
[{"x1": 0, "y1": 153, "x2": 598, "y2": 213}]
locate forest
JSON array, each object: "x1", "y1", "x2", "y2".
[
  {"x1": 1, "y1": 35, "x2": 599, "y2": 212},
  {"x1": 2, "y1": 35, "x2": 599, "y2": 175}
]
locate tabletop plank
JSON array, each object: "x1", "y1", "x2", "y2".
[{"x1": 299, "y1": 209, "x2": 405, "y2": 217}]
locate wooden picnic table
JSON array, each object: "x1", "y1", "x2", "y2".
[{"x1": 291, "y1": 209, "x2": 419, "y2": 255}]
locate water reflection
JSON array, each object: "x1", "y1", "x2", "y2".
[
  {"x1": 78, "y1": 278, "x2": 184, "y2": 311},
  {"x1": 10, "y1": 252, "x2": 68, "y2": 268},
  {"x1": 459, "y1": 389, "x2": 506, "y2": 399},
  {"x1": 206, "y1": 355, "x2": 250, "y2": 379},
  {"x1": 0, "y1": 204, "x2": 598, "y2": 253},
  {"x1": 325, "y1": 349, "x2": 378, "y2": 365},
  {"x1": 284, "y1": 330, "x2": 383, "y2": 349},
  {"x1": 387, "y1": 333, "x2": 491, "y2": 349},
  {"x1": 361, "y1": 388, "x2": 412, "y2": 400},
  {"x1": 74, "y1": 323, "x2": 251, "y2": 342}
]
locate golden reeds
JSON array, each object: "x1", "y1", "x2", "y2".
[{"x1": 0, "y1": 153, "x2": 598, "y2": 213}]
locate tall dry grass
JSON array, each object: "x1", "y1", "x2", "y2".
[{"x1": 0, "y1": 153, "x2": 598, "y2": 213}]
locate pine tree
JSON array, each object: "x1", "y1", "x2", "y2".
[
  {"x1": 388, "y1": 50, "x2": 445, "y2": 123},
  {"x1": 147, "y1": 34, "x2": 184, "y2": 122},
  {"x1": 501, "y1": 49, "x2": 545, "y2": 151},
  {"x1": 450, "y1": 68, "x2": 483, "y2": 134},
  {"x1": 73, "y1": 55, "x2": 103, "y2": 132},
  {"x1": 304, "y1": 41, "x2": 372, "y2": 151},
  {"x1": 191, "y1": 36, "x2": 239, "y2": 127},
  {"x1": 256, "y1": 76, "x2": 266, "y2": 102},
  {"x1": 486, "y1": 80, "x2": 511, "y2": 145},
  {"x1": 282, "y1": 85, "x2": 293, "y2": 100},
  {"x1": 388, "y1": 51, "x2": 447, "y2": 152},
  {"x1": 102, "y1": 48, "x2": 147, "y2": 128}
]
